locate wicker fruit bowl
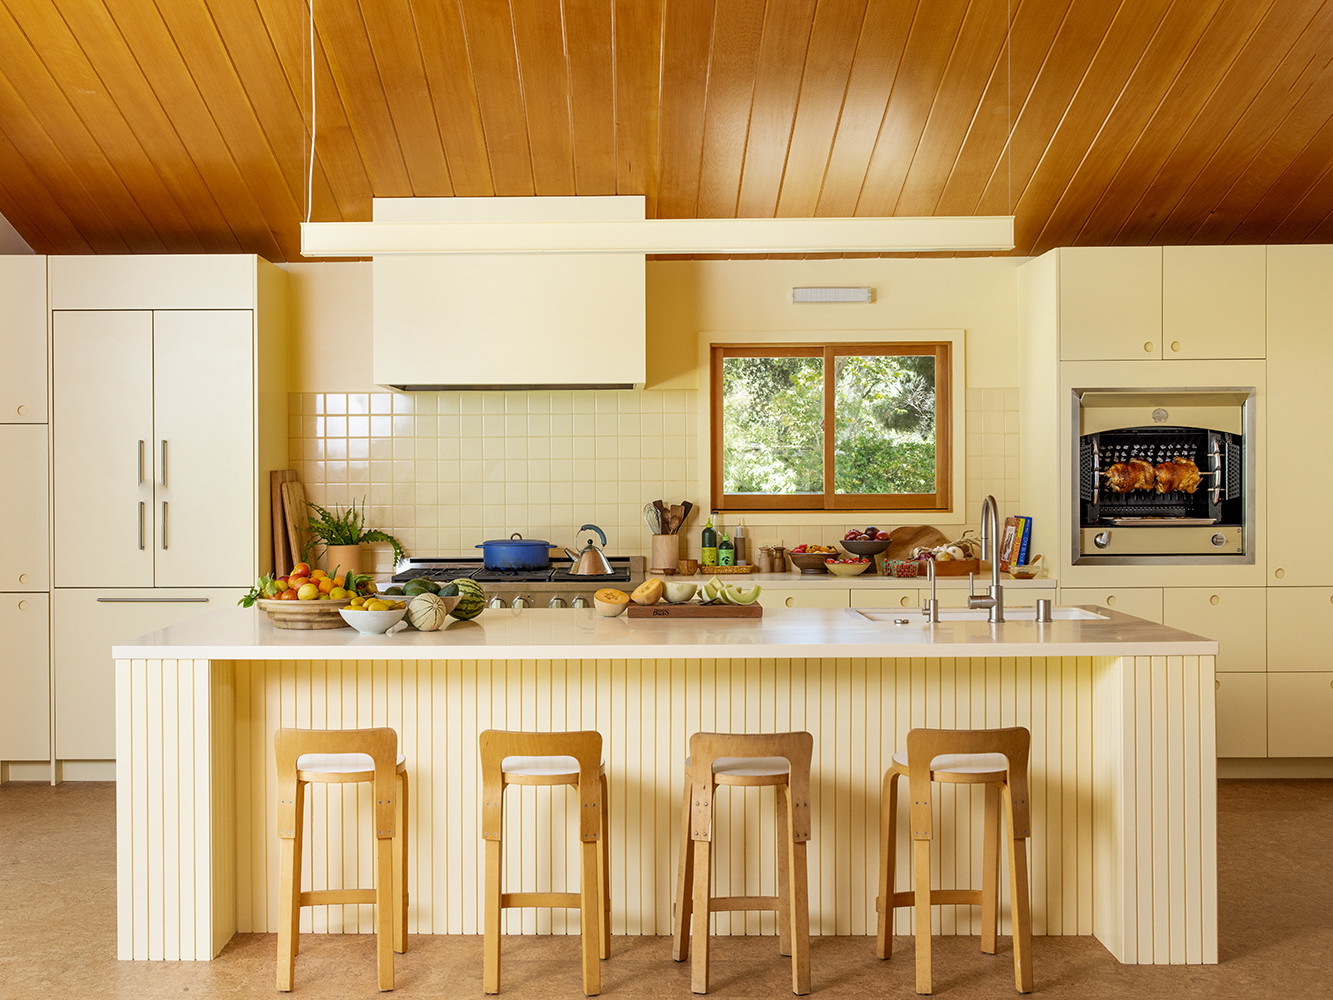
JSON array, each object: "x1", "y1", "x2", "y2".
[{"x1": 256, "y1": 598, "x2": 354, "y2": 629}]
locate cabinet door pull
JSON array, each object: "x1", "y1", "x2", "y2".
[
  {"x1": 138, "y1": 502, "x2": 145, "y2": 550},
  {"x1": 161, "y1": 501, "x2": 169, "y2": 550},
  {"x1": 96, "y1": 597, "x2": 211, "y2": 603},
  {"x1": 137, "y1": 440, "x2": 145, "y2": 485},
  {"x1": 160, "y1": 439, "x2": 168, "y2": 487}
]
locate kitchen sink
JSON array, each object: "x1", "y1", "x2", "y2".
[{"x1": 854, "y1": 607, "x2": 1108, "y2": 623}]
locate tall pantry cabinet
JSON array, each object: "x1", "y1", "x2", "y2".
[
  {"x1": 0, "y1": 256, "x2": 51, "y2": 775},
  {"x1": 49, "y1": 256, "x2": 288, "y2": 766}
]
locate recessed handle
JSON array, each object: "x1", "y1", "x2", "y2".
[
  {"x1": 1209, "y1": 594, "x2": 1220, "y2": 606},
  {"x1": 16, "y1": 404, "x2": 26, "y2": 417},
  {"x1": 1170, "y1": 341, "x2": 1181, "y2": 353},
  {"x1": 785, "y1": 597, "x2": 795, "y2": 608},
  {"x1": 1106, "y1": 595, "x2": 1117, "y2": 607},
  {"x1": 1143, "y1": 341, "x2": 1155, "y2": 354},
  {"x1": 17, "y1": 599, "x2": 28, "y2": 612},
  {"x1": 1275, "y1": 568, "x2": 1286, "y2": 580}
]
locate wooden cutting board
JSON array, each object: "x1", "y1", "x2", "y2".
[
  {"x1": 886, "y1": 525, "x2": 949, "y2": 561},
  {"x1": 271, "y1": 470, "x2": 297, "y2": 572},
  {"x1": 280, "y1": 480, "x2": 309, "y2": 566},
  {"x1": 627, "y1": 603, "x2": 763, "y2": 619}
]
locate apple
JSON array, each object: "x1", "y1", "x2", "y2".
[
  {"x1": 291, "y1": 562, "x2": 311, "y2": 577},
  {"x1": 875, "y1": 531, "x2": 890, "y2": 541}
]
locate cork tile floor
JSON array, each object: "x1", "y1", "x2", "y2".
[{"x1": 1, "y1": 779, "x2": 1330, "y2": 999}]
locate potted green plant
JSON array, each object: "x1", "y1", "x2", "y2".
[{"x1": 303, "y1": 498, "x2": 407, "y2": 578}]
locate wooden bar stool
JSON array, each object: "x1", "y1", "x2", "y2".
[
  {"x1": 876, "y1": 726, "x2": 1032, "y2": 995},
  {"x1": 671, "y1": 731, "x2": 813, "y2": 996},
  {"x1": 479, "y1": 730, "x2": 610, "y2": 996},
  {"x1": 274, "y1": 727, "x2": 408, "y2": 992}
]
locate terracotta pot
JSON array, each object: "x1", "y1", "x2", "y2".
[{"x1": 323, "y1": 543, "x2": 362, "y2": 579}]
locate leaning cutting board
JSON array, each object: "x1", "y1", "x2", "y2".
[
  {"x1": 885, "y1": 525, "x2": 949, "y2": 561},
  {"x1": 271, "y1": 470, "x2": 297, "y2": 571},
  {"x1": 280, "y1": 480, "x2": 310, "y2": 566},
  {"x1": 627, "y1": 603, "x2": 763, "y2": 619}
]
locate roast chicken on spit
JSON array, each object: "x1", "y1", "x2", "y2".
[
  {"x1": 1154, "y1": 457, "x2": 1202, "y2": 494},
  {"x1": 1105, "y1": 458, "x2": 1157, "y2": 493},
  {"x1": 1104, "y1": 456, "x2": 1203, "y2": 494}
]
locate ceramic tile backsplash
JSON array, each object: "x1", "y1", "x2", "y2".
[{"x1": 289, "y1": 387, "x2": 1021, "y2": 568}]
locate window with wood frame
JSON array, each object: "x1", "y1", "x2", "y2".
[{"x1": 710, "y1": 342, "x2": 952, "y2": 512}]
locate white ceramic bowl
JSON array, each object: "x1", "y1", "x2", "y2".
[
  {"x1": 338, "y1": 607, "x2": 408, "y2": 634},
  {"x1": 824, "y1": 559, "x2": 870, "y2": 578},
  {"x1": 662, "y1": 582, "x2": 698, "y2": 604}
]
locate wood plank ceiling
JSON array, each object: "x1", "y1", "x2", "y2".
[{"x1": 0, "y1": 0, "x2": 1331, "y2": 262}]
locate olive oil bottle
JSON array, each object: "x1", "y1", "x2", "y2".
[{"x1": 701, "y1": 516, "x2": 718, "y2": 566}]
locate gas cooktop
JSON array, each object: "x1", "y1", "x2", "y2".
[{"x1": 392, "y1": 557, "x2": 634, "y2": 585}]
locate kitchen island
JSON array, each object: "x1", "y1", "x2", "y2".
[{"x1": 113, "y1": 604, "x2": 1216, "y2": 968}]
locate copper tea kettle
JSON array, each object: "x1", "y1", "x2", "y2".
[{"x1": 563, "y1": 524, "x2": 614, "y2": 576}]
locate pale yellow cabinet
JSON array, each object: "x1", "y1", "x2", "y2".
[
  {"x1": 1266, "y1": 244, "x2": 1333, "y2": 586},
  {"x1": 1161, "y1": 588, "x2": 1265, "y2": 672},
  {"x1": 0, "y1": 594, "x2": 49, "y2": 761},
  {"x1": 1058, "y1": 247, "x2": 1163, "y2": 361},
  {"x1": 1161, "y1": 246, "x2": 1266, "y2": 360},
  {"x1": 763, "y1": 588, "x2": 850, "y2": 609},
  {"x1": 849, "y1": 587, "x2": 1056, "y2": 611},
  {"x1": 52, "y1": 589, "x2": 239, "y2": 760},
  {"x1": 850, "y1": 589, "x2": 925, "y2": 610},
  {"x1": 0, "y1": 425, "x2": 48, "y2": 591},
  {"x1": 1055, "y1": 245, "x2": 1266, "y2": 361},
  {"x1": 52, "y1": 310, "x2": 256, "y2": 588},
  {"x1": 0, "y1": 255, "x2": 47, "y2": 422},
  {"x1": 1267, "y1": 673, "x2": 1333, "y2": 758},
  {"x1": 1058, "y1": 587, "x2": 1163, "y2": 622},
  {"x1": 1214, "y1": 673, "x2": 1266, "y2": 758},
  {"x1": 1266, "y1": 589, "x2": 1333, "y2": 672}
]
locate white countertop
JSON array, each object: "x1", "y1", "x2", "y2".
[
  {"x1": 713, "y1": 571, "x2": 1056, "y2": 589},
  {"x1": 113, "y1": 602, "x2": 1213, "y2": 661}
]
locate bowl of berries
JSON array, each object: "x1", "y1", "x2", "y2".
[
  {"x1": 841, "y1": 526, "x2": 892, "y2": 558},
  {"x1": 824, "y1": 557, "x2": 871, "y2": 577}
]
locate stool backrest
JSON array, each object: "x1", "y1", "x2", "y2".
[
  {"x1": 905, "y1": 727, "x2": 1031, "y2": 841},
  {"x1": 274, "y1": 727, "x2": 400, "y2": 840},
  {"x1": 686, "y1": 731, "x2": 814, "y2": 842},
  {"x1": 478, "y1": 729, "x2": 604, "y2": 843}
]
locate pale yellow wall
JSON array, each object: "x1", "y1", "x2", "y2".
[{"x1": 278, "y1": 257, "x2": 1026, "y2": 561}]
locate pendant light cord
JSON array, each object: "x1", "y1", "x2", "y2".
[{"x1": 306, "y1": 0, "x2": 318, "y2": 224}]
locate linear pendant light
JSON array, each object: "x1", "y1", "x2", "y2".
[{"x1": 299, "y1": 215, "x2": 1015, "y2": 257}]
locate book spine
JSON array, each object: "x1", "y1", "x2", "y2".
[{"x1": 1016, "y1": 516, "x2": 1032, "y2": 566}]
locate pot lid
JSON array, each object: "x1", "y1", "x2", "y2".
[{"x1": 477, "y1": 532, "x2": 551, "y2": 547}]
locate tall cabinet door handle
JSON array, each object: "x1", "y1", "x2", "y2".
[
  {"x1": 138, "y1": 502, "x2": 145, "y2": 550},
  {"x1": 160, "y1": 440, "x2": 168, "y2": 486},
  {"x1": 137, "y1": 440, "x2": 145, "y2": 485},
  {"x1": 161, "y1": 501, "x2": 169, "y2": 550}
]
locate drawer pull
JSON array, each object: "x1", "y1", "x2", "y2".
[
  {"x1": 1215, "y1": 679, "x2": 1220, "y2": 691},
  {"x1": 785, "y1": 597, "x2": 794, "y2": 608},
  {"x1": 1143, "y1": 342, "x2": 1154, "y2": 354},
  {"x1": 1275, "y1": 568, "x2": 1286, "y2": 580},
  {"x1": 1210, "y1": 594, "x2": 1220, "y2": 606},
  {"x1": 96, "y1": 597, "x2": 211, "y2": 603},
  {"x1": 1170, "y1": 340, "x2": 1181, "y2": 353},
  {"x1": 17, "y1": 599, "x2": 27, "y2": 612},
  {"x1": 1106, "y1": 595, "x2": 1117, "y2": 607}
]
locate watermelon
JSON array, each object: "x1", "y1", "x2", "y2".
[
  {"x1": 406, "y1": 593, "x2": 450, "y2": 631},
  {"x1": 450, "y1": 578, "x2": 486, "y2": 620}
]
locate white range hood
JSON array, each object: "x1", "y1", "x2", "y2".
[{"x1": 372, "y1": 197, "x2": 646, "y2": 390}]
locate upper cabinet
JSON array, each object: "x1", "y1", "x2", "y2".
[
  {"x1": 0, "y1": 255, "x2": 48, "y2": 422},
  {"x1": 1057, "y1": 246, "x2": 1266, "y2": 362},
  {"x1": 1059, "y1": 247, "x2": 1162, "y2": 360},
  {"x1": 1162, "y1": 246, "x2": 1267, "y2": 360}
]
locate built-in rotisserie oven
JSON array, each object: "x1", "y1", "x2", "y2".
[{"x1": 1072, "y1": 387, "x2": 1255, "y2": 564}]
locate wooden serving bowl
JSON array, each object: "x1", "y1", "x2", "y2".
[{"x1": 256, "y1": 597, "x2": 354, "y2": 629}]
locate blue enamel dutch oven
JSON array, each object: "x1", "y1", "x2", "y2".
[{"x1": 476, "y1": 532, "x2": 552, "y2": 570}]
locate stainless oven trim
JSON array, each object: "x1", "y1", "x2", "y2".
[{"x1": 1068, "y1": 386, "x2": 1257, "y2": 566}]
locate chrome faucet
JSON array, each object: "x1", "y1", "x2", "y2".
[
  {"x1": 922, "y1": 558, "x2": 941, "y2": 622},
  {"x1": 967, "y1": 494, "x2": 1006, "y2": 623}
]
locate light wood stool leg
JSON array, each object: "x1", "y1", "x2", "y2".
[
  {"x1": 395, "y1": 771, "x2": 409, "y2": 954},
  {"x1": 912, "y1": 838, "x2": 933, "y2": 995},
  {"x1": 981, "y1": 781, "x2": 1000, "y2": 955},
  {"x1": 876, "y1": 769, "x2": 898, "y2": 959},
  {"x1": 786, "y1": 826, "x2": 812, "y2": 996},
  {"x1": 483, "y1": 837, "x2": 503, "y2": 994},
  {"x1": 599, "y1": 772, "x2": 611, "y2": 960},
  {"x1": 775, "y1": 783, "x2": 792, "y2": 957},
  {"x1": 672, "y1": 775, "x2": 695, "y2": 962},
  {"x1": 690, "y1": 839, "x2": 712, "y2": 995},
  {"x1": 580, "y1": 840, "x2": 602, "y2": 995},
  {"x1": 375, "y1": 837, "x2": 394, "y2": 991},
  {"x1": 276, "y1": 813, "x2": 299, "y2": 992},
  {"x1": 290, "y1": 781, "x2": 306, "y2": 958},
  {"x1": 1004, "y1": 786, "x2": 1034, "y2": 994}
]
